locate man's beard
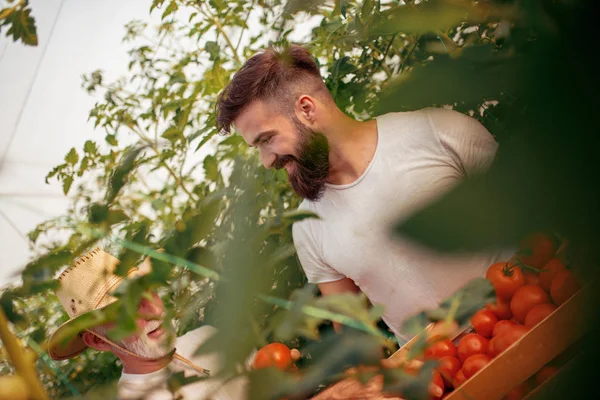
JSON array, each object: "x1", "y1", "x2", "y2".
[
  {"x1": 95, "y1": 320, "x2": 174, "y2": 360},
  {"x1": 275, "y1": 117, "x2": 330, "y2": 201}
]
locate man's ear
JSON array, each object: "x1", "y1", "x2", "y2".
[
  {"x1": 82, "y1": 331, "x2": 112, "y2": 352},
  {"x1": 296, "y1": 95, "x2": 317, "y2": 125}
]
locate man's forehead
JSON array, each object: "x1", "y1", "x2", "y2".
[{"x1": 234, "y1": 100, "x2": 279, "y2": 141}]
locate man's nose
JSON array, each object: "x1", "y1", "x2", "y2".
[
  {"x1": 138, "y1": 293, "x2": 163, "y2": 316},
  {"x1": 259, "y1": 149, "x2": 276, "y2": 169}
]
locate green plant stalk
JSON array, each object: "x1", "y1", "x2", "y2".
[
  {"x1": 0, "y1": 308, "x2": 49, "y2": 400},
  {"x1": 25, "y1": 338, "x2": 81, "y2": 397}
]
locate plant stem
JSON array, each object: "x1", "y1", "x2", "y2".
[
  {"x1": 195, "y1": 4, "x2": 242, "y2": 65},
  {"x1": 0, "y1": 308, "x2": 49, "y2": 400},
  {"x1": 129, "y1": 126, "x2": 197, "y2": 201},
  {"x1": 235, "y1": 0, "x2": 255, "y2": 52}
]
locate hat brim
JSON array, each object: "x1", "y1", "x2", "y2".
[
  {"x1": 48, "y1": 302, "x2": 115, "y2": 360},
  {"x1": 48, "y1": 268, "x2": 141, "y2": 361}
]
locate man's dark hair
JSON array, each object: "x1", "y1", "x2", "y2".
[{"x1": 216, "y1": 45, "x2": 330, "y2": 134}]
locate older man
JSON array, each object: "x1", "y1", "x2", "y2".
[{"x1": 48, "y1": 248, "x2": 248, "y2": 400}]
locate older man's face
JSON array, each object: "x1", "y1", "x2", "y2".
[{"x1": 97, "y1": 292, "x2": 174, "y2": 359}]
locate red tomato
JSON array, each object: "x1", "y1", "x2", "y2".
[
  {"x1": 503, "y1": 382, "x2": 530, "y2": 400},
  {"x1": 539, "y1": 259, "x2": 567, "y2": 291},
  {"x1": 523, "y1": 270, "x2": 540, "y2": 286},
  {"x1": 457, "y1": 333, "x2": 489, "y2": 362},
  {"x1": 436, "y1": 356, "x2": 461, "y2": 388},
  {"x1": 453, "y1": 369, "x2": 467, "y2": 388},
  {"x1": 424, "y1": 338, "x2": 457, "y2": 360},
  {"x1": 535, "y1": 365, "x2": 559, "y2": 385},
  {"x1": 524, "y1": 303, "x2": 557, "y2": 328},
  {"x1": 492, "y1": 320, "x2": 519, "y2": 337},
  {"x1": 470, "y1": 309, "x2": 498, "y2": 338},
  {"x1": 462, "y1": 354, "x2": 491, "y2": 378},
  {"x1": 489, "y1": 325, "x2": 529, "y2": 357},
  {"x1": 510, "y1": 285, "x2": 550, "y2": 323},
  {"x1": 486, "y1": 262, "x2": 525, "y2": 300},
  {"x1": 253, "y1": 343, "x2": 293, "y2": 370},
  {"x1": 486, "y1": 296, "x2": 512, "y2": 320},
  {"x1": 430, "y1": 370, "x2": 444, "y2": 399},
  {"x1": 518, "y1": 232, "x2": 558, "y2": 268},
  {"x1": 550, "y1": 270, "x2": 581, "y2": 305}
]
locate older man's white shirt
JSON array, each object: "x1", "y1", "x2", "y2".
[{"x1": 118, "y1": 325, "x2": 248, "y2": 400}]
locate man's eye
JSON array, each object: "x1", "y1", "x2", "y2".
[{"x1": 262, "y1": 136, "x2": 272, "y2": 145}]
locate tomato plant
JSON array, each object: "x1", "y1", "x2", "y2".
[
  {"x1": 510, "y1": 285, "x2": 550, "y2": 323},
  {"x1": 430, "y1": 370, "x2": 445, "y2": 399}
]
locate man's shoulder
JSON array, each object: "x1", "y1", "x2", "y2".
[
  {"x1": 292, "y1": 201, "x2": 322, "y2": 233},
  {"x1": 378, "y1": 107, "x2": 469, "y2": 124}
]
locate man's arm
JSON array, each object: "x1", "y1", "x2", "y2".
[{"x1": 318, "y1": 278, "x2": 361, "y2": 332}]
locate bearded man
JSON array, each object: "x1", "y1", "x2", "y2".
[{"x1": 216, "y1": 45, "x2": 508, "y2": 341}]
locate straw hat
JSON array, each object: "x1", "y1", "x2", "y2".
[{"x1": 48, "y1": 248, "x2": 152, "y2": 360}]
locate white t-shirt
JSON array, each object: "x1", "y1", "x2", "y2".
[
  {"x1": 118, "y1": 325, "x2": 249, "y2": 400},
  {"x1": 292, "y1": 108, "x2": 509, "y2": 340}
]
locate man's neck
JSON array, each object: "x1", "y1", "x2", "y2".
[
  {"x1": 120, "y1": 353, "x2": 173, "y2": 375},
  {"x1": 324, "y1": 113, "x2": 378, "y2": 186}
]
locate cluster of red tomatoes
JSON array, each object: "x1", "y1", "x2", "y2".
[{"x1": 424, "y1": 232, "x2": 581, "y2": 399}]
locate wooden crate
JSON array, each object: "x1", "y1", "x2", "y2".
[
  {"x1": 445, "y1": 281, "x2": 594, "y2": 400},
  {"x1": 311, "y1": 281, "x2": 594, "y2": 400}
]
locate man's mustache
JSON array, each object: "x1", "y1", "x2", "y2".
[{"x1": 273, "y1": 155, "x2": 296, "y2": 170}]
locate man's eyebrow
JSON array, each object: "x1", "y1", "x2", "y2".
[{"x1": 252, "y1": 130, "x2": 277, "y2": 146}]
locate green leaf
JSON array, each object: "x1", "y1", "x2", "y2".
[
  {"x1": 65, "y1": 148, "x2": 79, "y2": 165},
  {"x1": 106, "y1": 146, "x2": 145, "y2": 203},
  {"x1": 203, "y1": 155, "x2": 219, "y2": 181},
  {"x1": 27, "y1": 228, "x2": 41, "y2": 244},
  {"x1": 281, "y1": 209, "x2": 320, "y2": 223},
  {"x1": 106, "y1": 209, "x2": 129, "y2": 226},
  {"x1": 401, "y1": 278, "x2": 495, "y2": 338},
  {"x1": 161, "y1": 126, "x2": 184, "y2": 143},
  {"x1": 62, "y1": 176, "x2": 74, "y2": 195},
  {"x1": 161, "y1": 1, "x2": 178, "y2": 19},
  {"x1": 167, "y1": 371, "x2": 204, "y2": 393},
  {"x1": 88, "y1": 203, "x2": 109, "y2": 224},
  {"x1": 106, "y1": 134, "x2": 118, "y2": 146},
  {"x1": 205, "y1": 41, "x2": 220, "y2": 60},
  {"x1": 427, "y1": 278, "x2": 495, "y2": 326},
  {"x1": 376, "y1": 45, "x2": 526, "y2": 113},
  {"x1": 150, "y1": 0, "x2": 165, "y2": 13},
  {"x1": 84, "y1": 140, "x2": 98, "y2": 154},
  {"x1": 372, "y1": 0, "x2": 514, "y2": 36},
  {"x1": 45, "y1": 164, "x2": 65, "y2": 183},
  {"x1": 1, "y1": 4, "x2": 38, "y2": 46}
]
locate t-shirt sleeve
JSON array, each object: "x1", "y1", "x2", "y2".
[
  {"x1": 292, "y1": 219, "x2": 345, "y2": 284},
  {"x1": 427, "y1": 108, "x2": 499, "y2": 176}
]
